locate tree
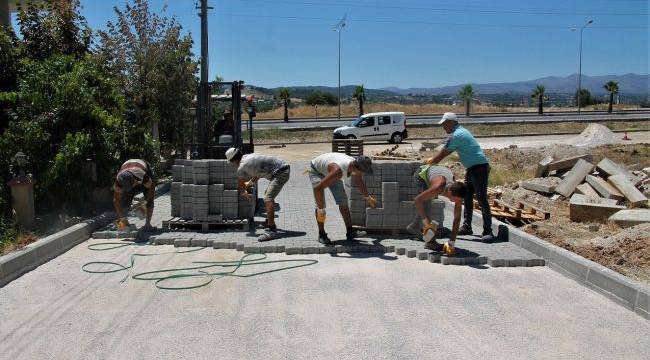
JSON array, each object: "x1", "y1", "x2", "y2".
[
  {"x1": 458, "y1": 84, "x2": 474, "y2": 116},
  {"x1": 574, "y1": 89, "x2": 592, "y2": 108},
  {"x1": 352, "y1": 84, "x2": 366, "y2": 116},
  {"x1": 603, "y1": 81, "x2": 619, "y2": 114},
  {"x1": 277, "y1": 88, "x2": 291, "y2": 122},
  {"x1": 95, "y1": 0, "x2": 198, "y2": 150},
  {"x1": 0, "y1": 27, "x2": 20, "y2": 133},
  {"x1": 16, "y1": 0, "x2": 91, "y2": 60},
  {"x1": 530, "y1": 85, "x2": 548, "y2": 115},
  {"x1": 306, "y1": 91, "x2": 338, "y2": 107}
]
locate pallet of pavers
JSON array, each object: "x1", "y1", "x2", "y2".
[{"x1": 166, "y1": 159, "x2": 253, "y2": 231}]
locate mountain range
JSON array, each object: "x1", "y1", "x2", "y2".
[{"x1": 381, "y1": 74, "x2": 649, "y2": 96}]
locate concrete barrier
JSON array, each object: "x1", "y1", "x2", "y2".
[{"x1": 441, "y1": 197, "x2": 650, "y2": 319}]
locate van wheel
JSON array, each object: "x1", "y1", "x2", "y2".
[
  {"x1": 391, "y1": 132, "x2": 403, "y2": 144},
  {"x1": 347, "y1": 135, "x2": 356, "y2": 140}
]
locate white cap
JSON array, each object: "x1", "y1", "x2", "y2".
[
  {"x1": 438, "y1": 112, "x2": 458, "y2": 125},
  {"x1": 225, "y1": 147, "x2": 240, "y2": 161}
]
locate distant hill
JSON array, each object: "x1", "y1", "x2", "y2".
[
  {"x1": 247, "y1": 85, "x2": 399, "y2": 99},
  {"x1": 381, "y1": 74, "x2": 649, "y2": 96}
]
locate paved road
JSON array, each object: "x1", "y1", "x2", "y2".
[
  {"x1": 249, "y1": 111, "x2": 650, "y2": 130},
  {"x1": 1, "y1": 160, "x2": 649, "y2": 359}
]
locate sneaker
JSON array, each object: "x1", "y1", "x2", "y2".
[
  {"x1": 257, "y1": 229, "x2": 279, "y2": 242},
  {"x1": 424, "y1": 241, "x2": 443, "y2": 251},
  {"x1": 481, "y1": 233, "x2": 495, "y2": 243},
  {"x1": 458, "y1": 225, "x2": 473, "y2": 236},
  {"x1": 406, "y1": 222, "x2": 421, "y2": 239},
  {"x1": 318, "y1": 232, "x2": 332, "y2": 245}
]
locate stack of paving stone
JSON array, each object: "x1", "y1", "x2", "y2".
[
  {"x1": 170, "y1": 159, "x2": 251, "y2": 222},
  {"x1": 349, "y1": 160, "x2": 444, "y2": 230}
]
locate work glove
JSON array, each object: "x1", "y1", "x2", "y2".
[
  {"x1": 117, "y1": 218, "x2": 130, "y2": 231},
  {"x1": 244, "y1": 179, "x2": 255, "y2": 190},
  {"x1": 365, "y1": 195, "x2": 377, "y2": 208},
  {"x1": 442, "y1": 242, "x2": 455, "y2": 257}
]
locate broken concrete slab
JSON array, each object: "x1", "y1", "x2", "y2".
[
  {"x1": 554, "y1": 159, "x2": 594, "y2": 198},
  {"x1": 547, "y1": 154, "x2": 592, "y2": 172},
  {"x1": 608, "y1": 209, "x2": 650, "y2": 228},
  {"x1": 569, "y1": 194, "x2": 627, "y2": 222},
  {"x1": 607, "y1": 174, "x2": 648, "y2": 208},
  {"x1": 521, "y1": 177, "x2": 560, "y2": 194},
  {"x1": 570, "y1": 194, "x2": 619, "y2": 206},
  {"x1": 575, "y1": 183, "x2": 600, "y2": 199},
  {"x1": 596, "y1": 158, "x2": 629, "y2": 178},
  {"x1": 534, "y1": 156, "x2": 554, "y2": 178},
  {"x1": 585, "y1": 175, "x2": 625, "y2": 200}
]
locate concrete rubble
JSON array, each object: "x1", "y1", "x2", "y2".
[{"x1": 526, "y1": 155, "x2": 649, "y2": 224}]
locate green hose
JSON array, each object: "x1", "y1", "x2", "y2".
[{"x1": 82, "y1": 242, "x2": 318, "y2": 290}]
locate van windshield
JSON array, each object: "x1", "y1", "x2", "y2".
[{"x1": 351, "y1": 117, "x2": 364, "y2": 127}]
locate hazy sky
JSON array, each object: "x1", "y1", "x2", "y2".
[{"x1": 15, "y1": 0, "x2": 650, "y2": 88}]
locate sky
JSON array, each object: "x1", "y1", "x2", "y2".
[{"x1": 12, "y1": 0, "x2": 650, "y2": 89}]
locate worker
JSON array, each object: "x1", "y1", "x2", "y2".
[
  {"x1": 214, "y1": 109, "x2": 234, "y2": 141},
  {"x1": 226, "y1": 148, "x2": 290, "y2": 242},
  {"x1": 113, "y1": 159, "x2": 156, "y2": 231},
  {"x1": 426, "y1": 112, "x2": 495, "y2": 243},
  {"x1": 406, "y1": 165, "x2": 467, "y2": 256},
  {"x1": 309, "y1": 153, "x2": 376, "y2": 244}
]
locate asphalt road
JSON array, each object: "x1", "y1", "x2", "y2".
[{"x1": 248, "y1": 110, "x2": 650, "y2": 130}]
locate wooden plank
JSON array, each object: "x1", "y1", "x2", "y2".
[
  {"x1": 607, "y1": 174, "x2": 648, "y2": 207},
  {"x1": 554, "y1": 159, "x2": 594, "y2": 197}
]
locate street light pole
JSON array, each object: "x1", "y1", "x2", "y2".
[
  {"x1": 573, "y1": 19, "x2": 593, "y2": 114},
  {"x1": 333, "y1": 15, "x2": 346, "y2": 120}
]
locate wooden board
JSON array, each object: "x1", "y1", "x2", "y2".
[{"x1": 332, "y1": 139, "x2": 364, "y2": 156}]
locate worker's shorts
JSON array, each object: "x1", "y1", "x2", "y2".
[
  {"x1": 309, "y1": 168, "x2": 348, "y2": 205},
  {"x1": 264, "y1": 166, "x2": 290, "y2": 201}
]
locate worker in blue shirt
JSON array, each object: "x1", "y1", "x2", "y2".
[{"x1": 426, "y1": 112, "x2": 495, "y2": 243}]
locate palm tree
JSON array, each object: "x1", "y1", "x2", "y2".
[
  {"x1": 531, "y1": 85, "x2": 548, "y2": 115},
  {"x1": 352, "y1": 84, "x2": 366, "y2": 116},
  {"x1": 458, "y1": 84, "x2": 475, "y2": 116},
  {"x1": 603, "y1": 81, "x2": 619, "y2": 114},
  {"x1": 277, "y1": 88, "x2": 291, "y2": 122}
]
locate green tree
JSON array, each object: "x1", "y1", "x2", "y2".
[
  {"x1": 306, "y1": 91, "x2": 338, "y2": 107},
  {"x1": 603, "y1": 81, "x2": 619, "y2": 114},
  {"x1": 574, "y1": 89, "x2": 592, "y2": 108},
  {"x1": 0, "y1": 27, "x2": 20, "y2": 133},
  {"x1": 352, "y1": 84, "x2": 366, "y2": 116},
  {"x1": 458, "y1": 84, "x2": 475, "y2": 116},
  {"x1": 530, "y1": 85, "x2": 548, "y2": 115},
  {"x1": 15, "y1": 0, "x2": 91, "y2": 60},
  {"x1": 276, "y1": 88, "x2": 291, "y2": 122},
  {"x1": 95, "y1": 0, "x2": 198, "y2": 150}
]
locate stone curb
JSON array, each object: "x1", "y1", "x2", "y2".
[
  {"x1": 0, "y1": 212, "x2": 115, "y2": 287},
  {"x1": 443, "y1": 198, "x2": 650, "y2": 320},
  {"x1": 0, "y1": 180, "x2": 172, "y2": 288}
]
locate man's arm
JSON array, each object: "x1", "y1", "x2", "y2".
[
  {"x1": 450, "y1": 198, "x2": 462, "y2": 242},
  {"x1": 113, "y1": 186, "x2": 126, "y2": 220},
  {"x1": 237, "y1": 178, "x2": 253, "y2": 200},
  {"x1": 426, "y1": 148, "x2": 452, "y2": 165},
  {"x1": 351, "y1": 174, "x2": 369, "y2": 197},
  {"x1": 143, "y1": 180, "x2": 155, "y2": 227},
  {"x1": 315, "y1": 164, "x2": 343, "y2": 191}
]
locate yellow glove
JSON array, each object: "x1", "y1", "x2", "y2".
[
  {"x1": 442, "y1": 242, "x2": 455, "y2": 257},
  {"x1": 244, "y1": 179, "x2": 255, "y2": 190},
  {"x1": 365, "y1": 195, "x2": 377, "y2": 208},
  {"x1": 316, "y1": 208, "x2": 327, "y2": 223},
  {"x1": 117, "y1": 218, "x2": 130, "y2": 231}
]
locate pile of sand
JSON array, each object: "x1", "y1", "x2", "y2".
[{"x1": 567, "y1": 124, "x2": 620, "y2": 147}]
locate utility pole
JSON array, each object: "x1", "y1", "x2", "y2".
[
  {"x1": 196, "y1": 0, "x2": 213, "y2": 157},
  {"x1": 572, "y1": 19, "x2": 593, "y2": 114},
  {"x1": 333, "y1": 15, "x2": 346, "y2": 120}
]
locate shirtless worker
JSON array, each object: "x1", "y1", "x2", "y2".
[
  {"x1": 406, "y1": 164, "x2": 467, "y2": 256},
  {"x1": 113, "y1": 159, "x2": 156, "y2": 231},
  {"x1": 226, "y1": 148, "x2": 290, "y2": 242},
  {"x1": 309, "y1": 153, "x2": 376, "y2": 244}
]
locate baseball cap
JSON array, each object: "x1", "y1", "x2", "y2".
[
  {"x1": 438, "y1": 112, "x2": 458, "y2": 125},
  {"x1": 225, "y1": 147, "x2": 241, "y2": 161},
  {"x1": 354, "y1": 155, "x2": 373, "y2": 175}
]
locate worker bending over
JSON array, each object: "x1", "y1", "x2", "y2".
[
  {"x1": 309, "y1": 153, "x2": 376, "y2": 244},
  {"x1": 113, "y1": 159, "x2": 156, "y2": 231},
  {"x1": 407, "y1": 164, "x2": 467, "y2": 256},
  {"x1": 226, "y1": 148, "x2": 290, "y2": 242},
  {"x1": 426, "y1": 112, "x2": 495, "y2": 243}
]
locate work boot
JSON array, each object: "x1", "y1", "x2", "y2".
[
  {"x1": 406, "y1": 221, "x2": 422, "y2": 240},
  {"x1": 318, "y1": 232, "x2": 332, "y2": 245},
  {"x1": 458, "y1": 224, "x2": 473, "y2": 236},
  {"x1": 481, "y1": 232, "x2": 495, "y2": 243},
  {"x1": 346, "y1": 230, "x2": 365, "y2": 241},
  {"x1": 258, "y1": 228, "x2": 279, "y2": 242}
]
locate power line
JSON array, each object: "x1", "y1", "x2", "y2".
[
  {"x1": 217, "y1": 12, "x2": 648, "y2": 30},
  {"x1": 234, "y1": 0, "x2": 650, "y2": 17}
]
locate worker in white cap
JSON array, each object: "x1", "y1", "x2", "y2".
[
  {"x1": 426, "y1": 112, "x2": 495, "y2": 243},
  {"x1": 226, "y1": 148, "x2": 290, "y2": 242}
]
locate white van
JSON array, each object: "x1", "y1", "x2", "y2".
[{"x1": 333, "y1": 112, "x2": 408, "y2": 143}]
